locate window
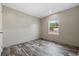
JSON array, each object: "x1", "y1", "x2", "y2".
[{"x1": 48, "y1": 15, "x2": 60, "y2": 35}]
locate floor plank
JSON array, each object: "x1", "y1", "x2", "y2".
[{"x1": 1, "y1": 39, "x2": 79, "y2": 56}]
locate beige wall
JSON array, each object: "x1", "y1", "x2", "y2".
[
  {"x1": 0, "y1": 4, "x2": 2, "y2": 32},
  {"x1": 3, "y1": 6, "x2": 40, "y2": 47},
  {"x1": 41, "y1": 6, "x2": 79, "y2": 47},
  {"x1": 0, "y1": 3, "x2": 2, "y2": 55}
]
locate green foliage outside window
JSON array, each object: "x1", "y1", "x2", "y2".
[{"x1": 50, "y1": 23, "x2": 59, "y2": 31}]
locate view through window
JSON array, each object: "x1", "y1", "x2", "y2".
[{"x1": 48, "y1": 15, "x2": 60, "y2": 35}]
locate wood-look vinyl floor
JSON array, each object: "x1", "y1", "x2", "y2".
[{"x1": 1, "y1": 39, "x2": 79, "y2": 56}]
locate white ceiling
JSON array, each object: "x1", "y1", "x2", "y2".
[{"x1": 2, "y1": 3, "x2": 79, "y2": 18}]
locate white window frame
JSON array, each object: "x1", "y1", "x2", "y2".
[{"x1": 48, "y1": 15, "x2": 60, "y2": 35}]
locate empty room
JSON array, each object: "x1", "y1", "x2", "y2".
[{"x1": 0, "y1": 3, "x2": 79, "y2": 56}]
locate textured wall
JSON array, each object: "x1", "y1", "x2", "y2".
[
  {"x1": 0, "y1": 3, "x2": 2, "y2": 55},
  {"x1": 3, "y1": 6, "x2": 40, "y2": 47},
  {"x1": 41, "y1": 6, "x2": 79, "y2": 47}
]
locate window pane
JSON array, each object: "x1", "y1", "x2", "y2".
[{"x1": 48, "y1": 15, "x2": 60, "y2": 35}]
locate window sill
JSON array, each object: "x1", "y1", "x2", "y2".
[{"x1": 48, "y1": 32, "x2": 59, "y2": 35}]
